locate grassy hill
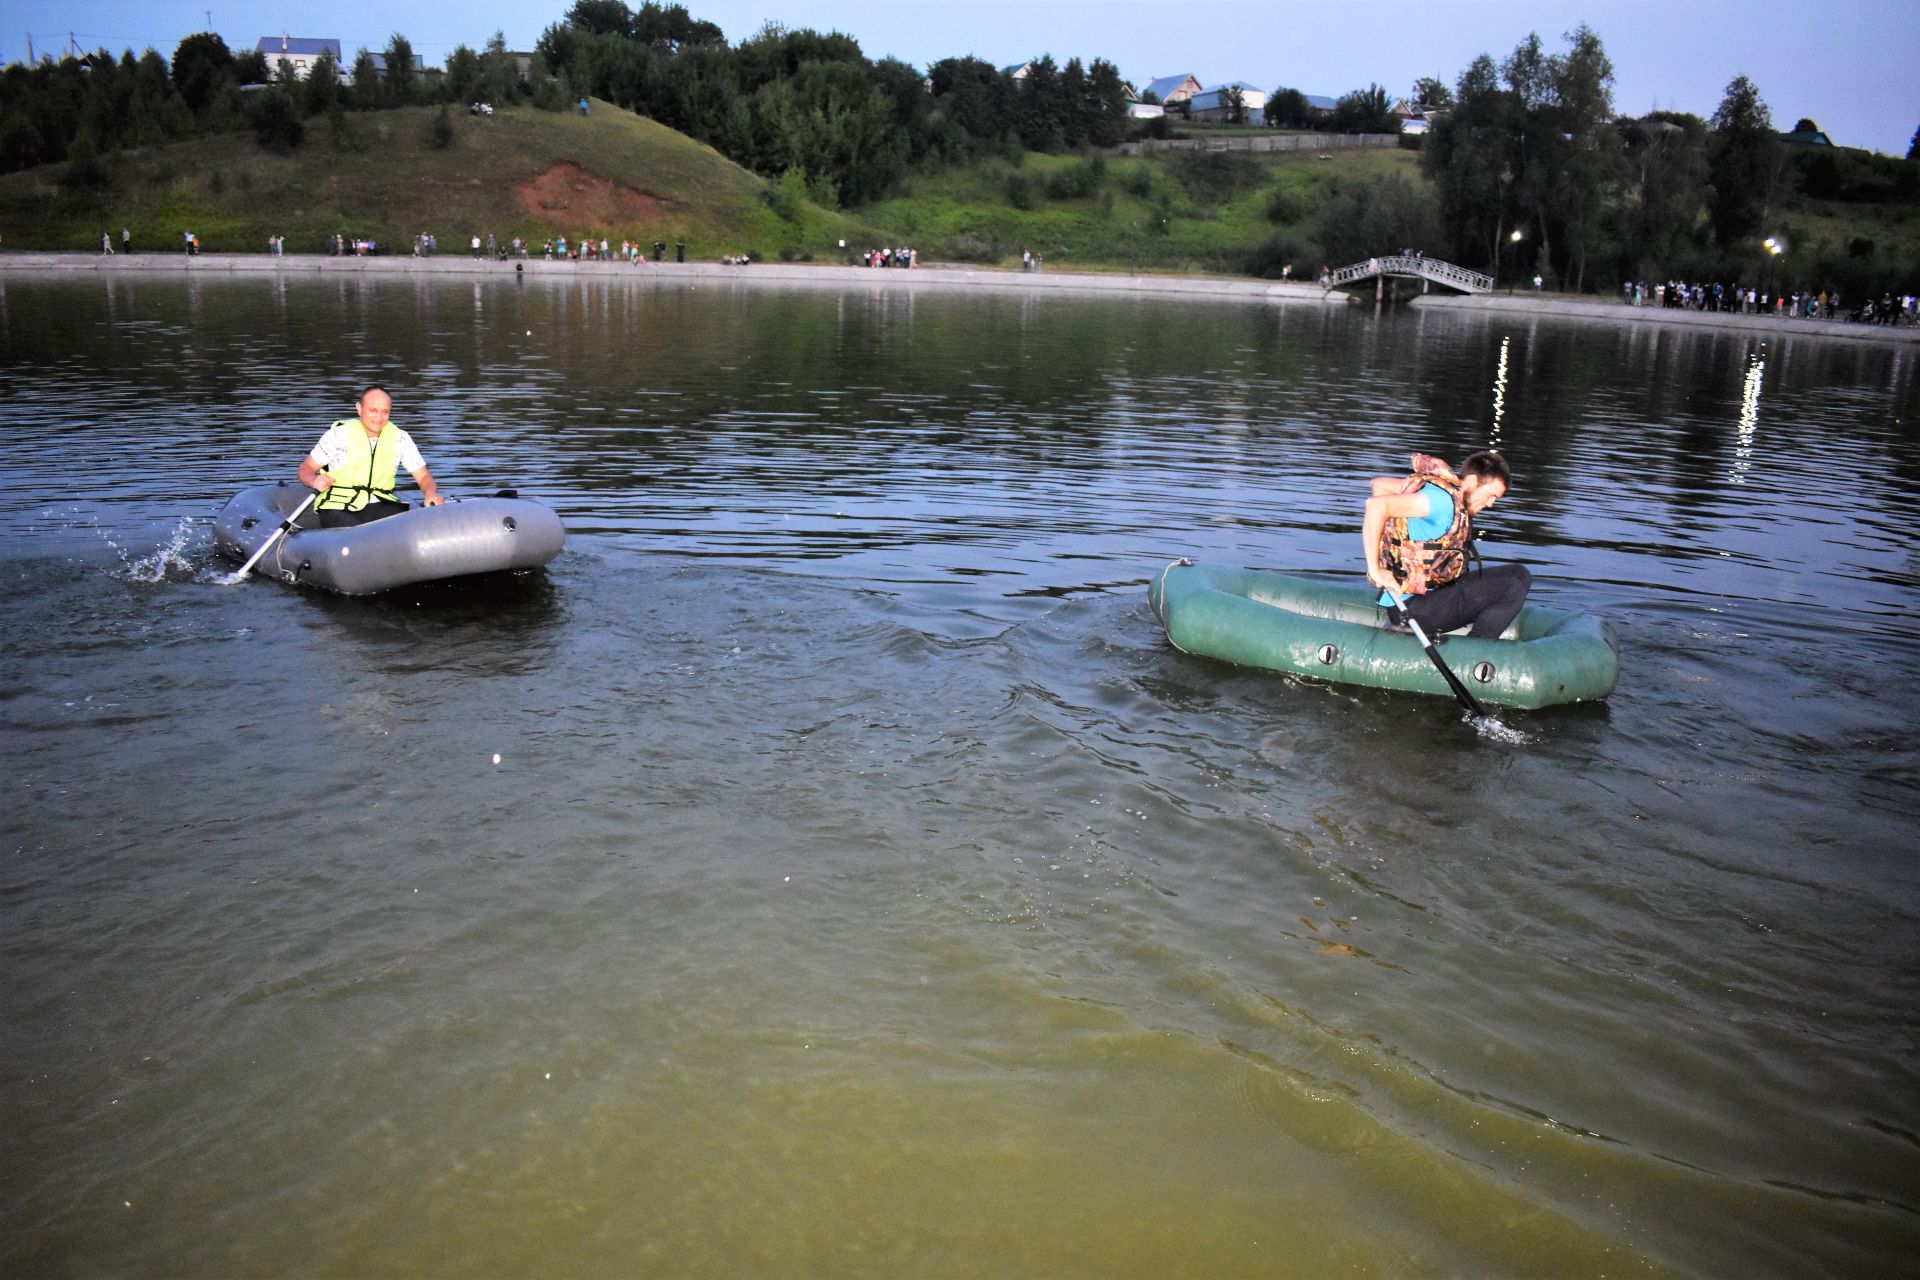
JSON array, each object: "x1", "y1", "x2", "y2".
[
  {"x1": 0, "y1": 100, "x2": 856, "y2": 259},
  {"x1": 863, "y1": 145, "x2": 1415, "y2": 276},
  {"x1": 0, "y1": 99, "x2": 1410, "y2": 274}
]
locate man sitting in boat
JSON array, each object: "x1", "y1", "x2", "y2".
[
  {"x1": 1362, "y1": 450, "x2": 1530, "y2": 640},
  {"x1": 297, "y1": 386, "x2": 443, "y2": 529}
]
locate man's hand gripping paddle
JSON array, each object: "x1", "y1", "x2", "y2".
[{"x1": 221, "y1": 476, "x2": 322, "y2": 584}]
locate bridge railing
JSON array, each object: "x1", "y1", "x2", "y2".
[{"x1": 1326, "y1": 254, "x2": 1492, "y2": 294}]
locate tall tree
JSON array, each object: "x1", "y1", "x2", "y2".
[
  {"x1": 383, "y1": 34, "x2": 418, "y2": 107},
  {"x1": 1553, "y1": 24, "x2": 1616, "y2": 291},
  {"x1": 170, "y1": 32, "x2": 233, "y2": 116},
  {"x1": 1708, "y1": 74, "x2": 1781, "y2": 247}
]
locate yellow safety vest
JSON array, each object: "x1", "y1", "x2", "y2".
[{"x1": 315, "y1": 419, "x2": 403, "y2": 512}]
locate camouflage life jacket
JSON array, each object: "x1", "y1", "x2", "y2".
[{"x1": 1380, "y1": 453, "x2": 1473, "y2": 594}]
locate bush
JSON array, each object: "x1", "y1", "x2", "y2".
[
  {"x1": 1264, "y1": 186, "x2": 1303, "y2": 224},
  {"x1": 1005, "y1": 172, "x2": 1037, "y2": 211},
  {"x1": 60, "y1": 135, "x2": 111, "y2": 190},
  {"x1": 1045, "y1": 159, "x2": 1100, "y2": 201},
  {"x1": 1245, "y1": 232, "x2": 1315, "y2": 279},
  {"x1": 252, "y1": 91, "x2": 304, "y2": 153},
  {"x1": 427, "y1": 105, "x2": 454, "y2": 150},
  {"x1": 767, "y1": 166, "x2": 810, "y2": 222}
]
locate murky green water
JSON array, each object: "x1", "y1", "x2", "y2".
[{"x1": 2, "y1": 274, "x2": 1917, "y2": 1276}]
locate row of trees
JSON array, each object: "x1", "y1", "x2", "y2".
[
  {"x1": 1417, "y1": 26, "x2": 1848, "y2": 292},
  {"x1": 533, "y1": 2, "x2": 1129, "y2": 205},
  {"x1": 0, "y1": 27, "x2": 538, "y2": 173}
]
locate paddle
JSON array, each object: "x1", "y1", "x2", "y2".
[
  {"x1": 1383, "y1": 585, "x2": 1489, "y2": 720},
  {"x1": 223, "y1": 486, "x2": 320, "y2": 583}
]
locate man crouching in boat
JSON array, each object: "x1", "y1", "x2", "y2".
[
  {"x1": 298, "y1": 385, "x2": 443, "y2": 529},
  {"x1": 1362, "y1": 450, "x2": 1530, "y2": 640}
]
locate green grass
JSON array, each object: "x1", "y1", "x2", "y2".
[
  {"x1": 861, "y1": 146, "x2": 1421, "y2": 274},
  {"x1": 0, "y1": 100, "x2": 865, "y2": 260}
]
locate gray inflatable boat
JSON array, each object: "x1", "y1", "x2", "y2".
[{"x1": 214, "y1": 482, "x2": 565, "y2": 594}]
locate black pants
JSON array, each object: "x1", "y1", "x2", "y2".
[
  {"x1": 317, "y1": 499, "x2": 409, "y2": 529},
  {"x1": 1395, "y1": 564, "x2": 1532, "y2": 639}
]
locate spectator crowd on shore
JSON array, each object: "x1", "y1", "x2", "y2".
[{"x1": 1622, "y1": 278, "x2": 1916, "y2": 325}]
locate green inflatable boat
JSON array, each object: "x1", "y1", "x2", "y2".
[{"x1": 1148, "y1": 560, "x2": 1619, "y2": 710}]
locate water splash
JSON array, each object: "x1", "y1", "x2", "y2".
[
  {"x1": 116, "y1": 516, "x2": 202, "y2": 583},
  {"x1": 1470, "y1": 712, "x2": 1533, "y2": 745}
]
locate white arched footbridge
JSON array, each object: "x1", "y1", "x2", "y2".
[{"x1": 1327, "y1": 255, "x2": 1492, "y2": 294}]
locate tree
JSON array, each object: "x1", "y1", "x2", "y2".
[
  {"x1": 1332, "y1": 83, "x2": 1393, "y2": 133},
  {"x1": 1610, "y1": 115, "x2": 1707, "y2": 280},
  {"x1": 1708, "y1": 74, "x2": 1781, "y2": 247},
  {"x1": 1792, "y1": 117, "x2": 1818, "y2": 135},
  {"x1": 566, "y1": 0, "x2": 634, "y2": 37},
  {"x1": 1910, "y1": 123, "x2": 1919, "y2": 160},
  {"x1": 1317, "y1": 173, "x2": 1439, "y2": 264},
  {"x1": 1084, "y1": 59, "x2": 1129, "y2": 147},
  {"x1": 1412, "y1": 76, "x2": 1453, "y2": 110},
  {"x1": 1553, "y1": 23, "x2": 1617, "y2": 292},
  {"x1": 1224, "y1": 85, "x2": 1247, "y2": 126},
  {"x1": 348, "y1": 50, "x2": 381, "y2": 109},
  {"x1": 481, "y1": 33, "x2": 521, "y2": 105},
  {"x1": 445, "y1": 45, "x2": 481, "y2": 104},
  {"x1": 170, "y1": 32, "x2": 233, "y2": 115},
  {"x1": 252, "y1": 89, "x2": 304, "y2": 151},
  {"x1": 383, "y1": 34, "x2": 418, "y2": 107},
  {"x1": 1265, "y1": 86, "x2": 1308, "y2": 129},
  {"x1": 302, "y1": 50, "x2": 339, "y2": 115}
]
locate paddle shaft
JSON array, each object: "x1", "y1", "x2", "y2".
[
  {"x1": 1385, "y1": 586, "x2": 1489, "y2": 719},
  {"x1": 232, "y1": 487, "x2": 320, "y2": 580}
]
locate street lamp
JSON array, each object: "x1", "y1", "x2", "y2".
[
  {"x1": 1505, "y1": 228, "x2": 1524, "y2": 294},
  {"x1": 1763, "y1": 236, "x2": 1784, "y2": 314}
]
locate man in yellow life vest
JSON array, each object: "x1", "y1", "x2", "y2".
[
  {"x1": 297, "y1": 386, "x2": 443, "y2": 529},
  {"x1": 1361, "y1": 449, "x2": 1530, "y2": 640}
]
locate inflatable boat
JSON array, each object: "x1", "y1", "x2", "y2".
[
  {"x1": 214, "y1": 482, "x2": 565, "y2": 594},
  {"x1": 1148, "y1": 560, "x2": 1618, "y2": 710}
]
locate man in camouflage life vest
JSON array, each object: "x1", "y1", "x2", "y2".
[{"x1": 1362, "y1": 450, "x2": 1530, "y2": 640}]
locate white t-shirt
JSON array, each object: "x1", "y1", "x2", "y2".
[{"x1": 307, "y1": 421, "x2": 427, "y2": 477}]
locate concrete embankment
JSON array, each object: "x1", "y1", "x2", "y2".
[
  {"x1": 0, "y1": 250, "x2": 1338, "y2": 306},
  {"x1": 7, "y1": 251, "x2": 1916, "y2": 345},
  {"x1": 1411, "y1": 290, "x2": 1920, "y2": 345}
]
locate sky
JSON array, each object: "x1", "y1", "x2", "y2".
[{"x1": 10, "y1": 0, "x2": 1919, "y2": 155}]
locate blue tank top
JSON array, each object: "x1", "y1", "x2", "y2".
[{"x1": 1380, "y1": 483, "x2": 1456, "y2": 605}]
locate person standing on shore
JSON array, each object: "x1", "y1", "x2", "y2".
[
  {"x1": 298, "y1": 386, "x2": 443, "y2": 529},
  {"x1": 101, "y1": 232, "x2": 114, "y2": 255},
  {"x1": 1363, "y1": 450, "x2": 1530, "y2": 641},
  {"x1": 121, "y1": 227, "x2": 130, "y2": 254}
]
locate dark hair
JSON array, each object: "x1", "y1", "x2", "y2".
[
  {"x1": 1461, "y1": 450, "x2": 1511, "y2": 487},
  {"x1": 359, "y1": 383, "x2": 389, "y2": 402}
]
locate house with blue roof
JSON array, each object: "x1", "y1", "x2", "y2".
[
  {"x1": 254, "y1": 35, "x2": 341, "y2": 80},
  {"x1": 1188, "y1": 81, "x2": 1268, "y2": 123},
  {"x1": 1142, "y1": 73, "x2": 1202, "y2": 106}
]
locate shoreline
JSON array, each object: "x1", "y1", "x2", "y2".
[{"x1": 4, "y1": 250, "x2": 1915, "y2": 345}]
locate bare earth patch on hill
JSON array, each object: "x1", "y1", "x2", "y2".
[{"x1": 516, "y1": 161, "x2": 667, "y2": 227}]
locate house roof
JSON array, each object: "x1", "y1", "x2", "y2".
[
  {"x1": 1302, "y1": 93, "x2": 1337, "y2": 112},
  {"x1": 1144, "y1": 74, "x2": 1199, "y2": 100},
  {"x1": 1188, "y1": 83, "x2": 1267, "y2": 112},
  {"x1": 1781, "y1": 128, "x2": 1832, "y2": 146},
  {"x1": 256, "y1": 36, "x2": 341, "y2": 60}
]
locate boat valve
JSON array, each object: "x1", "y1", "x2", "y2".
[
  {"x1": 1472, "y1": 662, "x2": 1496, "y2": 683},
  {"x1": 1317, "y1": 644, "x2": 1339, "y2": 665}
]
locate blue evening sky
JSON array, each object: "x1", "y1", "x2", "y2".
[{"x1": 11, "y1": 0, "x2": 1918, "y2": 155}]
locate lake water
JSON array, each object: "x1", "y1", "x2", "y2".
[{"x1": 2, "y1": 273, "x2": 1917, "y2": 1276}]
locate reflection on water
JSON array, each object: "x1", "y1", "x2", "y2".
[{"x1": 2, "y1": 276, "x2": 1918, "y2": 1276}]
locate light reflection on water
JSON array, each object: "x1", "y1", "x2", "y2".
[{"x1": 2, "y1": 276, "x2": 1918, "y2": 1275}]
